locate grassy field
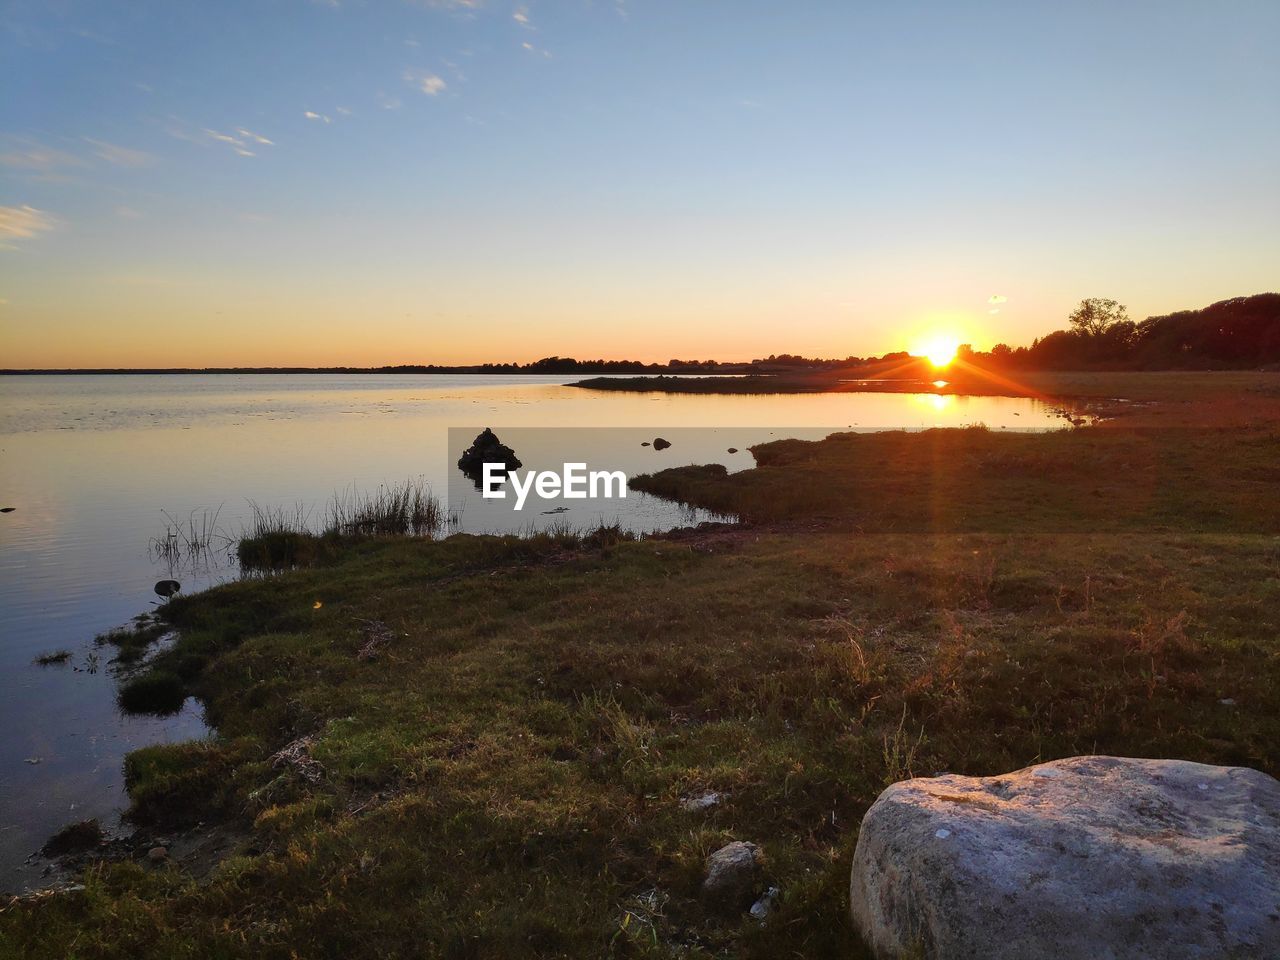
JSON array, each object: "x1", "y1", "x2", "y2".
[{"x1": 3, "y1": 375, "x2": 1280, "y2": 959}]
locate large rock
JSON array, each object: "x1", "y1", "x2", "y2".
[{"x1": 850, "y1": 756, "x2": 1280, "y2": 960}]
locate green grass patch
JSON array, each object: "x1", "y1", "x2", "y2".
[{"x1": 117, "y1": 671, "x2": 187, "y2": 716}]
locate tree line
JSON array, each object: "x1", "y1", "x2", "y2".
[{"x1": 964, "y1": 293, "x2": 1280, "y2": 370}]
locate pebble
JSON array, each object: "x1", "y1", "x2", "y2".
[
  {"x1": 680, "y1": 791, "x2": 722, "y2": 812},
  {"x1": 147, "y1": 846, "x2": 168, "y2": 863},
  {"x1": 750, "y1": 886, "x2": 780, "y2": 921}
]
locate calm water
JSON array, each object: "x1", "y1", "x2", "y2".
[{"x1": 0, "y1": 373, "x2": 1070, "y2": 890}]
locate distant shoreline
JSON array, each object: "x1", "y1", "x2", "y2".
[{"x1": 0, "y1": 366, "x2": 750, "y2": 376}]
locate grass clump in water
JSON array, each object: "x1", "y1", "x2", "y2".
[
  {"x1": 326, "y1": 478, "x2": 443, "y2": 537},
  {"x1": 236, "y1": 502, "x2": 320, "y2": 570},
  {"x1": 96, "y1": 616, "x2": 170, "y2": 665},
  {"x1": 237, "y1": 480, "x2": 447, "y2": 571},
  {"x1": 117, "y1": 670, "x2": 186, "y2": 716},
  {"x1": 39, "y1": 819, "x2": 103, "y2": 857}
]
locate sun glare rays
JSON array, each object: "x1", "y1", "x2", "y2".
[{"x1": 916, "y1": 334, "x2": 961, "y2": 368}]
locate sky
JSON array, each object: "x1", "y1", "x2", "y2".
[{"x1": 1, "y1": 0, "x2": 1278, "y2": 368}]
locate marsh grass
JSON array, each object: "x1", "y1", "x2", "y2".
[
  {"x1": 149, "y1": 507, "x2": 232, "y2": 566},
  {"x1": 237, "y1": 481, "x2": 449, "y2": 570},
  {"x1": 326, "y1": 478, "x2": 443, "y2": 537},
  {"x1": 235, "y1": 501, "x2": 317, "y2": 570}
]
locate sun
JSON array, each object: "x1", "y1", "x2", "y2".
[{"x1": 917, "y1": 334, "x2": 960, "y2": 368}]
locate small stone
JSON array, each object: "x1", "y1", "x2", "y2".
[
  {"x1": 680, "y1": 790, "x2": 722, "y2": 812},
  {"x1": 750, "y1": 886, "x2": 779, "y2": 921},
  {"x1": 1219, "y1": 698, "x2": 1237, "y2": 706},
  {"x1": 147, "y1": 846, "x2": 168, "y2": 863},
  {"x1": 702, "y1": 840, "x2": 764, "y2": 910}
]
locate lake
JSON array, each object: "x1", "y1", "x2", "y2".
[{"x1": 0, "y1": 373, "x2": 1073, "y2": 891}]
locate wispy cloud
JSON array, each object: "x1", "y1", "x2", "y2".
[
  {"x1": 168, "y1": 120, "x2": 273, "y2": 157},
  {"x1": 115, "y1": 205, "x2": 143, "y2": 220},
  {"x1": 83, "y1": 138, "x2": 156, "y2": 168},
  {"x1": 0, "y1": 138, "x2": 83, "y2": 180},
  {"x1": 377, "y1": 91, "x2": 403, "y2": 111},
  {"x1": 988, "y1": 294, "x2": 1008, "y2": 304},
  {"x1": 304, "y1": 107, "x2": 350, "y2": 122},
  {"x1": 512, "y1": 5, "x2": 531, "y2": 27},
  {"x1": 236, "y1": 128, "x2": 274, "y2": 145},
  {"x1": 0, "y1": 205, "x2": 57, "y2": 249},
  {"x1": 204, "y1": 128, "x2": 261, "y2": 156},
  {"x1": 415, "y1": 0, "x2": 483, "y2": 11},
  {"x1": 404, "y1": 68, "x2": 447, "y2": 96}
]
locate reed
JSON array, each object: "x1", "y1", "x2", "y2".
[
  {"x1": 324, "y1": 478, "x2": 443, "y2": 537},
  {"x1": 235, "y1": 502, "x2": 315, "y2": 570},
  {"x1": 236, "y1": 481, "x2": 446, "y2": 570},
  {"x1": 148, "y1": 507, "x2": 232, "y2": 565}
]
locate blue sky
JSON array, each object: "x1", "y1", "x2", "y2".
[{"x1": 2, "y1": 0, "x2": 1278, "y2": 366}]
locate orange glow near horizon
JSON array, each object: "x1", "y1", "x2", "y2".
[{"x1": 916, "y1": 334, "x2": 962, "y2": 369}]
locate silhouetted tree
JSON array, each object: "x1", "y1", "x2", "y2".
[{"x1": 1068, "y1": 298, "x2": 1129, "y2": 337}]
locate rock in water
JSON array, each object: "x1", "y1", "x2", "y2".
[
  {"x1": 702, "y1": 840, "x2": 764, "y2": 909},
  {"x1": 457, "y1": 428, "x2": 522, "y2": 480},
  {"x1": 849, "y1": 756, "x2": 1280, "y2": 960},
  {"x1": 652, "y1": 437, "x2": 671, "y2": 450},
  {"x1": 154, "y1": 579, "x2": 181, "y2": 599}
]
